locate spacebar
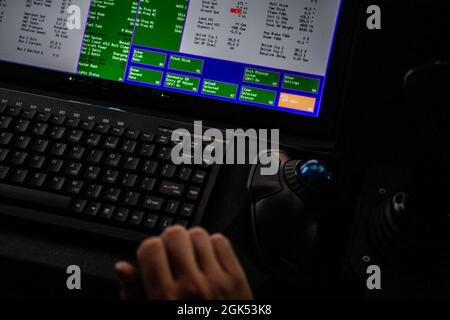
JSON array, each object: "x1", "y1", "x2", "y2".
[{"x1": 0, "y1": 184, "x2": 72, "y2": 209}]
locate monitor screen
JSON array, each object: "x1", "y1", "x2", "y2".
[{"x1": 0, "y1": 0, "x2": 342, "y2": 118}]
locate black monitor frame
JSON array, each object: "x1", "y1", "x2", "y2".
[{"x1": 0, "y1": 0, "x2": 361, "y2": 141}]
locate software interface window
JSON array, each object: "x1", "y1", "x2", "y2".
[{"x1": 0, "y1": 0, "x2": 341, "y2": 117}]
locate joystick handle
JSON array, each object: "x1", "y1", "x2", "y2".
[{"x1": 248, "y1": 152, "x2": 335, "y2": 282}]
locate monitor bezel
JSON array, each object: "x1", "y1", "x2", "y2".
[{"x1": 0, "y1": 0, "x2": 359, "y2": 140}]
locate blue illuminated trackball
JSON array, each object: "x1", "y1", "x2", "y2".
[{"x1": 298, "y1": 160, "x2": 334, "y2": 191}]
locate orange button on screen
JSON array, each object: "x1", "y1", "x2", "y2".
[{"x1": 278, "y1": 93, "x2": 316, "y2": 113}]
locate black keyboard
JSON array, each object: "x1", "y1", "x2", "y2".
[{"x1": 0, "y1": 88, "x2": 219, "y2": 241}]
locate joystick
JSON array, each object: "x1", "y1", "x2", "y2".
[
  {"x1": 248, "y1": 151, "x2": 335, "y2": 282},
  {"x1": 368, "y1": 62, "x2": 450, "y2": 266}
]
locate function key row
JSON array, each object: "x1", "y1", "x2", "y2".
[{"x1": 0, "y1": 105, "x2": 160, "y2": 142}]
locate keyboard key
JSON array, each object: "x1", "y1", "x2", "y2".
[
  {"x1": 13, "y1": 119, "x2": 31, "y2": 133},
  {"x1": 6, "y1": 106, "x2": 21, "y2": 116},
  {"x1": 139, "y1": 144, "x2": 156, "y2": 157},
  {"x1": 49, "y1": 126, "x2": 65, "y2": 139},
  {"x1": 158, "y1": 147, "x2": 172, "y2": 160},
  {"x1": 50, "y1": 143, "x2": 67, "y2": 157},
  {"x1": 32, "y1": 139, "x2": 49, "y2": 153},
  {"x1": 178, "y1": 167, "x2": 192, "y2": 181},
  {"x1": 80, "y1": 120, "x2": 95, "y2": 131},
  {"x1": 192, "y1": 170, "x2": 207, "y2": 184},
  {"x1": 114, "y1": 208, "x2": 129, "y2": 222},
  {"x1": 95, "y1": 123, "x2": 110, "y2": 134},
  {"x1": 51, "y1": 115, "x2": 66, "y2": 125},
  {"x1": 86, "y1": 133, "x2": 101, "y2": 146},
  {"x1": 29, "y1": 155, "x2": 46, "y2": 169},
  {"x1": 143, "y1": 214, "x2": 158, "y2": 229},
  {"x1": 103, "y1": 169, "x2": 119, "y2": 184},
  {"x1": 36, "y1": 112, "x2": 51, "y2": 122},
  {"x1": 104, "y1": 136, "x2": 120, "y2": 150},
  {"x1": 141, "y1": 132, "x2": 155, "y2": 142},
  {"x1": 123, "y1": 156, "x2": 139, "y2": 171},
  {"x1": 143, "y1": 196, "x2": 164, "y2": 211},
  {"x1": 121, "y1": 140, "x2": 137, "y2": 153},
  {"x1": 67, "y1": 129, "x2": 83, "y2": 143},
  {"x1": 111, "y1": 126, "x2": 125, "y2": 137},
  {"x1": 48, "y1": 176, "x2": 66, "y2": 191},
  {"x1": 105, "y1": 153, "x2": 121, "y2": 167},
  {"x1": 140, "y1": 177, "x2": 156, "y2": 192},
  {"x1": 0, "y1": 148, "x2": 9, "y2": 162},
  {"x1": 142, "y1": 160, "x2": 158, "y2": 174},
  {"x1": 86, "y1": 202, "x2": 101, "y2": 216},
  {"x1": 72, "y1": 199, "x2": 87, "y2": 214},
  {"x1": 130, "y1": 211, "x2": 144, "y2": 225},
  {"x1": 156, "y1": 134, "x2": 171, "y2": 145},
  {"x1": 14, "y1": 136, "x2": 31, "y2": 149},
  {"x1": 66, "y1": 162, "x2": 82, "y2": 176},
  {"x1": 48, "y1": 159, "x2": 64, "y2": 173},
  {"x1": 0, "y1": 115, "x2": 12, "y2": 129},
  {"x1": 31, "y1": 123, "x2": 48, "y2": 136},
  {"x1": 86, "y1": 184, "x2": 103, "y2": 199},
  {"x1": 0, "y1": 132, "x2": 13, "y2": 146},
  {"x1": 161, "y1": 164, "x2": 176, "y2": 178},
  {"x1": 68, "y1": 146, "x2": 85, "y2": 160},
  {"x1": 125, "y1": 129, "x2": 140, "y2": 140},
  {"x1": 180, "y1": 203, "x2": 195, "y2": 217},
  {"x1": 121, "y1": 173, "x2": 137, "y2": 188},
  {"x1": 86, "y1": 149, "x2": 103, "y2": 163},
  {"x1": 100, "y1": 205, "x2": 115, "y2": 219},
  {"x1": 84, "y1": 166, "x2": 100, "y2": 180},
  {"x1": 67, "y1": 180, "x2": 84, "y2": 195},
  {"x1": 66, "y1": 118, "x2": 80, "y2": 128},
  {"x1": 104, "y1": 188, "x2": 121, "y2": 202},
  {"x1": 166, "y1": 200, "x2": 180, "y2": 215},
  {"x1": 159, "y1": 181, "x2": 184, "y2": 197},
  {"x1": 10, "y1": 169, "x2": 28, "y2": 184},
  {"x1": 29, "y1": 173, "x2": 47, "y2": 188},
  {"x1": 21, "y1": 109, "x2": 36, "y2": 120},
  {"x1": 123, "y1": 191, "x2": 140, "y2": 206},
  {"x1": 10, "y1": 151, "x2": 28, "y2": 165},
  {"x1": 186, "y1": 186, "x2": 201, "y2": 201},
  {"x1": 0, "y1": 165, "x2": 9, "y2": 180},
  {"x1": 159, "y1": 217, "x2": 173, "y2": 230}
]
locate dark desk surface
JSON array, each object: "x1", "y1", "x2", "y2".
[{"x1": 0, "y1": 164, "x2": 271, "y2": 299}]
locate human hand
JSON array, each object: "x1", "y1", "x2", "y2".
[{"x1": 115, "y1": 226, "x2": 253, "y2": 300}]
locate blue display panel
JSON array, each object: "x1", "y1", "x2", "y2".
[
  {"x1": 120, "y1": 0, "x2": 343, "y2": 118},
  {"x1": 0, "y1": 0, "x2": 343, "y2": 118}
]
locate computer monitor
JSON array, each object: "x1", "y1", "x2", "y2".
[{"x1": 0, "y1": 0, "x2": 342, "y2": 119}]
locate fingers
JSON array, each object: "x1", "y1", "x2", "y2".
[
  {"x1": 211, "y1": 233, "x2": 245, "y2": 277},
  {"x1": 161, "y1": 226, "x2": 200, "y2": 279},
  {"x1": 128, "y1": 226, "x2": 253, "y2": 300},
  {"x1": 115, "y1": 261, "x2": 141, "y2": 300},
  {"x1": 190, "y1": 228, "x2": 222, "y2": 275},
  {"x1": 137, "y1": 237, "x2": 175, "y2": 299},
  {"x1": 211, "y1": 234, "x2": 253, "y2": 300}
]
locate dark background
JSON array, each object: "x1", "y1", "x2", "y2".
[{"x1": 0, "y1": 0, "x2": 448, "y2": 299}]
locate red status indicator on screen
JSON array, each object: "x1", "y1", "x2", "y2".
[{"x1": 230, "y1": 8, "x2": 243, "y2": 14}]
